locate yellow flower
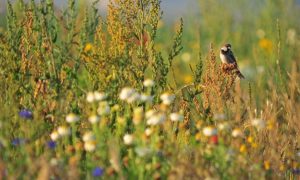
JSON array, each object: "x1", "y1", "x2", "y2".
[
  {"x1": 84, "y1": 43, "x2": 93, "y2": 52},
  {"x1": 239, "y1": 144, "x2": 247, "y2": 153},
  {"x1": 184, "y1": 75, "x2": 194, "y2": 84},
  {"x1": 247, "y1": 136, "x2": 254, "y2": 143},
  {"x1": 259, "y1": 38, "x2": 273, "y2": 53},
  {"x1": 264, "y1": 161, "x2": 270, "y2": 170}
]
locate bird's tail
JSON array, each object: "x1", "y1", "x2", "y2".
[{"x1": 235, "y1": 70, "x2": 245, "y2": 79}]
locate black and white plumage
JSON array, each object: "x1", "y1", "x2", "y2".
[{"x1": 220, "y1": 44, "x2": 245, "y2": 79}]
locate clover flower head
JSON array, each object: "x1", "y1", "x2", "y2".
[
  {"x1": 143, "y1": 79, "x2": 155, "y2": 87},
  {"x1": 66, "y1": 113, "x2": 79, "y2": 123}
]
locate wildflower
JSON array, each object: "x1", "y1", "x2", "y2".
[
  {"x1": 97, "y1": 101, "x2": 110, "y2": 115},
  {"x1": 183, "y1": 75, "x2": 193, "y2": 84},
  {"x1": 264, "y1": 161, "x2": 270, "y2": 170},
  {"x1": 84, "y1": 43, "x2": 93, "y2": 52},
  {"x1": 92, "y1": 167, "x2": 104, "y2": 177},
  {"x1": 123, "y1": 134, "x2": 134, "y2": 145},
  {"x1": 50, "y1": 158, "x2": 59, "y2": 166},
  {"x1": 145, "y1": 128, "x2": 152, "y2": 136},
  {"x1": 160, "y1": 93, "x2": 175, "y2": 105},
  {"x1": 143, "y1": 79, "x2": 155, "y2": 87},
  {"x1": 135, "y1": 147, "x2": 152, "y2": 157},
  {"x1": 57, "y1": 126, "x2": 70, "y2": 136},
  {"x1": 11, "y1": 138, "x2": 26, "y2": 146},
  {"x1": 82, "y1": 132, "x2": 95, "y2": 142},
  {"x1": 232, "y1": 128, "x2": 243, "y2": 138},
  {"x1": 50, "y1": 131, "x2": 60, "y2": 141},
  {"x1": 247, "y1": 136, "x2": 254, "y2": 143},
  {"x1": 145, "y1": 109, "x2": 156, "y2": 119},
  {"x1": 251, "y1": 118, "x2": 266, "y2": 129},
  {"x1": 147, "y1": 113, "x2": 166, "y2": 125},
  {"x1": 181, "y1": 52, "x2": 191, "y2": 63},
  {"x1": 94, "y1": 91, "x2": 107, "y2": 101},
  {"x1": 84, "y1": 141, "x2": 96, "y2": 152},
  {"x1": 213, "y1": 113, "x2": 226, "y2": 121},
  {"x1": 239, "y1": 144, "x2": 247, "y2": 153},
  {"x1": 47, "y1": 140, "x2": 56, "y2": 149},
  {"x1": 119, "y1": 87, "x2": 135, "y2": 100},
  {"x1": 86, "y1": 92, "x2": 95, "y2": 103},
  {"x1": 202, "y1": 126, "x2": 217, "y2": 137},
  {"x1": 126, "y1": 92, "x2": 140, "y2": 103},
  {"x1": 210, "y1": 135, "x2": 218, "y2": 145},
  {"x1": 259, "y1": 38, "x2": 273, "y2": 53},
  {"x1": 133, "y1": 107, "x2": 144, "y2": 125},
  {"x1": 66, "y1": 113, "x2": 79, "y2": 123},
  {"x1": 169, "y1": 113, "x2": 184, "y2": 122},
  {"x1": 218, "y1": 122, "x2": 230, "y2": 131},
  {"x1": 19, "y1": 109, "x2": 33, "y2": 119},
  {"x1": 140, "y1": 94, "x2": 153, "y2": 103},
  {"x1": 88, "y1": 114, "x2": 100, "y2": 124}
]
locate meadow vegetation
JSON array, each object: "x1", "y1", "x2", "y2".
[{"x1": 0, "y1": 0, "x2": 299, "y2": 179}]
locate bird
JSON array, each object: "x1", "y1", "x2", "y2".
[{"x1": 220, "y1": 43, "x2": 245, "y2": 79}]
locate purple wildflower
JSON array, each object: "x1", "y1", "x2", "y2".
[
  {"x1": 19, "y1": 109, "x2": 33, "y2": 119},
  {"x1": 92, "y1": 167, "x2": 104, "y2": 177},
  {"x1": 11, "y1": 138, "x2": 26, "y2": 146},
  {"x1": 47, "y1": 140, "x2": 56, "y2": 149}
]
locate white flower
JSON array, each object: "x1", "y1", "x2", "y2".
[
  {"x1": 123, "y1": 134, "x2": 134, "y2": 145},
  {"x1": 57, "y1": 126, "x2": 70, "y2": 136},
  {"x1": 218, "y1": 122, "x2": 230, "y2": 131},
  {"x1": 126, "y1": 92, "x2": 140, "y2": 103},
  {"x1": 143, "y1": 79, "x2": 155, "y2": 87},
  {"x1": 97, "y1": 101, "x2": 110, "y2": 115},
  {"x1": 160, "y1": 93, "x2": 175, "y2": 105},
  {"x1": 88, "y1": 114, "x2": 100, "y2": 124},
  {"x1": 84, "y1": 141, "x2": 96, "y2": 152},
  {"x1": 140, "y1": 94, "x2": 153, "y2": 103},
  {"x1": 147, "y1": 113, "x2": 166, "y2": 125},
  {"x1": 232, "y1": 128, "x2": 243, "y2": 137},
  {"x1": 119, "y1": 87, "x2": 135, "y2": 100},
  {"x1": 145, "y1": 109, "x2": 156, "y2": 119},
  {"x1": 50, "y1": 158, "x2": 59, "y2": 166},
  {"x1": 50, "y1": 131, "x2": 60, "y2": 141},
  {"x1": 251, "y1": 118, "x2": 266, "y2": 129},
  {"x1": 94, "y1": 91, "x2": 107, "y2": 101},
  {"x1": 145, "y1": 128, "x2": 153, "y2": 136},
  {"x1": 170, "y1": 113, "x2": 184, "y2": 122},
  {"x1": 202, "y1": 126, "x2": 217, "y2": 137},
  {"x1": 66, "y1": 113, "x2": 79, "y2": 123},
  {"x1": 82, "y1": 132, "x2": 95, "y2": 142},
  {"x1": 213, "y1": 113, "x2": 226, "y2": 121},
  {"x1": 86, "y1": 92, "x2": 95, "y2": 103}
]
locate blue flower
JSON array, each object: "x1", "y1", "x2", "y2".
[
  {"x1": 292, "y1": 169, "x2": 300, "y2": 175},
  {"x1": 19, "y1": 109, "x2": 33, "y2": 119},
  {"x1": 92, "y1": 167, "x2": 104, "y2": 177},
  {"x1": 11, "y1": 138, "x2": 26, "y2": 146},
  {"x1": 47, "y1": 140, "x2": 56, "y2": 149}
]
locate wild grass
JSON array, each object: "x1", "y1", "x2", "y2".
[{"x1": 0, "y1": 0, "x2": 300, "y2": 179}]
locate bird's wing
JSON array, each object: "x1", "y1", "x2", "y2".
[{"x1": 227, "y1": 50, "x2": 237, "y2": 64}]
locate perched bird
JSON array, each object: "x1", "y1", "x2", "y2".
[{"x1": 220, "y1": 44, "x2": 245, "y2": 79}]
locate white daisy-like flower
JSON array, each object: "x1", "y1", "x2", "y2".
[
  {"x1": 143, "y1": 79, "x2": 155, "y2": 87},
  {"x1": 57, "y1": 126, "x2": 70, "y2": 136},
  {"x1": 147, "y1": 113, "x2": 166, "y2": 125},
  {"x1": 119, "y1": 87, "x2": 135, "y2": 100},
  {"x1": 140, "y1": 94, "x2": 153, "y2": 103},
  {"x1": 251, "y1": 118, "x2": 266, "y2": 129},
  {"x1": 84, "y1": 141, "x2": 96, "y2": 152},
  {"x1": 82, "y1": 132, "x2": 95, "y2": 142},
  {"x1": 146, "y1": 109, "x2": 156, "y2": 119},
  {"x1": 88, "y1": 114, "x2": 100, "y2": 124},
  {"x1": 126, "y1": 92, "x2": 140, "y2": 103},
  {"x1": 135, "y1": 147, "x2": 152, "y2": 157},
  {"x1": 170, "y1": 112, "x2": 184, "y2": 122},
  {"x1": 218, "y1": 122, "x2": 230, "y2": 131},
  {"x1": 50, "y1": 131, "x2": 60, "y2": 141},
  {"x1": 232, "y1": 128, "x2": 243, "y2": 137},
  {"x1": 145, "y1": 128, "x2": 153, "y2": 136},
  {"x1": 66, "y1": 113, "x2": 79, "y2": 123},
  {"x1": 86, "y1": 92, "x2": 95, "y2": 103},
  {"x1": 97, "y1": 101, "x2": 110, "y2": 115},
  {"x1": 123, "y1": 134, "x2": 134, "y2": 145},
  {"x1": 160, "y1": 93, "x2": 175, "y2": 105},
  {"x1": 202, "y1": 126, "x2": 217, "y2": 137},
  {"x1": 94, "y1": 91, "x2": 107, "y2": 101}
]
